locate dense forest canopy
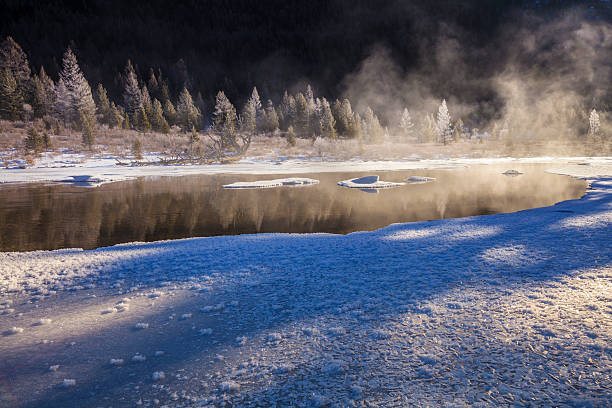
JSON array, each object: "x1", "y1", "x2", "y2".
[{"x1": 1, "y1": 0, "x2": 610, "y2": 108}]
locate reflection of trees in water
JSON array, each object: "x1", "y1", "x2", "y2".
[{"x1": 0, "y1": 167, "x2": 587, "y2": 251}]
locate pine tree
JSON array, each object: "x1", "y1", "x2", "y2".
[
  {"x1": 589, "y1": 109, "x2": 601, "y2": 140},
  {"x1": 132, "y1": 138, "x2": 143, "y2": 160},
  {"x1": 176, "y1": 87, "x2": 201, "y2": 131},
  {"x1": 319, "y1": 98, "x2": 336, "y2": 140},
  {"x1": 363, "y1": 107, "x2": 384, "y2": 143},
  {"x1": 123, "y1": 60, "x2": 142, "y2": 119},
  {"x1": 95, "y1": 83, "x2": 111, "y2": 124},
  {"x1": 261, "y1": 99, "x2": 279, "y2": 133},
  {"x1": 279, "y1": 91, "x2": 296, "y2": 130},
  {"x1": 286, "y1": 125, "x2": 296, "y2": 146},
  {"x1": 0, "y1": 68, "x2": 23, "y2": 120},
  {"x1": 399, "y1": 108, "x2": 415, "y2": 141},
  {"x1": 123, "y1": 112, "x2": 131, "y2": 129},
  {"x1": 59, "y1": 48, "x2": 96, "y2": 127},
  {"x1": 135, "y1": 106, "x2": 151, "y2": 132},
  {"x1": 108, "y1": 102, "x2": 123, "y2": 129},
  {"x1": 213, "y1": 90, "x2": 237, "y2": 148},
  {"x1": 24, "y1": 127, "x2": 44, "y2": 152},
  {"x1": 241, "y1": 89, "x2": 260, "y2": 134},
  {"x1": 0, "y1": 37, "x2": 31, "y2": 102},
  {"x1": 295, "y1": 93, "x2": 310, "y2": 137},
  {"x1": 436, "y1": 99, "x2": 452, "y2": 145},
  {"x1": 163, "y1": 99, "x2": 177, "y2": 126},
  {"x1": 42, "y1": 131, "x2": 51, "y2": 149},
  {"x1": 148, "y1": 69, "x2": 159, "y2": 95},
  {"x1": 38, "y1": 67, "x2": 55, "y2": 116},
  {"x1": 80, "y1": 110, "x2": 95, "y2": 149},
  {"x1": 141, "y1": 85, "x2": 152, "y2": 118},
  {"x1": 150, "y1": 99, "x2": 169, "y2": 133},
  {"x1": 190, "y1": 125, "x2": 200, "y2": 143}
]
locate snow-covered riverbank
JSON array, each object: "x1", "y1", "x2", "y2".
[
  {"x1": 0, "y1": 162, "x2": 611, "y2": 407},
  {"x1": 2, "y1": 152, "x2": 612, "y2": 186}
]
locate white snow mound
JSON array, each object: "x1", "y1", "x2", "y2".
[
  {"x1": 338, "y1": 175, "x2": 405, "y2": 189},
  {"x1": 222, "y1": 177, "x2": 319, "y2": 189}
]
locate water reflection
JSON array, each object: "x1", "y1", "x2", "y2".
[{"x1": 0, "y1": 165, "x2": 586, "y2": 252}]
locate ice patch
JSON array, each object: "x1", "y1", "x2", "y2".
[
  {"x1": 199, "y1": 328, "x2": 213, "y2": 336},
  {"x1": 222, "y1": 177, "x2": 319, "y2": 189},
  {"x1": 502, "y1": 169, "x2": 523, "y2": 176},
  {"x1": 180, "y1": 313, "x2": 192, "y2": 320},
  {"x1": 152, "y1": 371, "x2": 165, "y2": 381},
  {"x1": 406, "y1": 176, "x2": 436, "y2": 184},
  {"x1": 134, "y1": 323, "x2": 149, "y2": 330},
  {"x1": 132, "y1": 354, "x2": 146, "y2": 362},
  {"x1": 109, "y1": 359, "x2": 124, "y2": 366},
  {"x1": 33, "y1": 318, "x2": 52, "y2": 326},
  {"x1": 338, "y1": 175, "x2": 405, "y2": 189},
  {"x1": 5, "y1": 327, "x2": 24, "y2": 335},
  {"x1": 49, "y1": 365, "x2": 60, "y2": 372}
]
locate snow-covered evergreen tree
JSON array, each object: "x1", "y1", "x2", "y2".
[
  {"x1": 436, "y1": 99, "x2": 452, "y2": 145},
  {"x1": 279, "y1": 90, "x2": 296, "y2": 130},
  {"x1": 123, "y1": 60, "x2": 142, "y2": 119},
  {"x1": 213, "y1": 90, "x2": 237, "y2": 147},
  {"x1": 295, "y1": 93, "x2": 310, "y2": 136},
  {"x1": 589, "y1": 109, "x2": 601, "y2": 140},
  {"x1": 0, "y1": 36, "x2": 31, "y2": 101},
  {"x1": 59, "y1": 48, "x2": 96, "y2": 126},
  {"x1": 176, "y1": 87, "x2": 201, "y2": 131},
  {"x1": 95, "y1": 83, "x2": 111, "y2": 123},
  {"x1": 399, "y1": 108, "x2": 415, "y2": 141},
  {"x1": 163, "y1": 99, "x2": 176, "y2": 125},
  {"x1": 319, "y1": 98, "x2": 336, "y2": 140},
  {"x1": 54, "y1": 78, "x2": 71, "y2": 125},
  {"x1": 141, "y1": 85, "x2": 152, "y2": 118},
  {"x1": 0, "y1": 68, "x2": 23, "y2": 120},
  {"x1": 261, "y1": 99, "x2": 279, "y2": 133},
  {"x1": 363, "y1": 107, "x2": 384, "y2": 143},
  {"x1": 150, "y1": 99, "x2": 169, "y2": 133},
  {"x1": 241, "y1": 88, "x2": 261, "y2": 134}
]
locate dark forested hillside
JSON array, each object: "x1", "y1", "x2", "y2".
[{"x1": 2, "y1": 0, "x2": 608, "y2": 106}]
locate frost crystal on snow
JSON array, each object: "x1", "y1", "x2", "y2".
[
  {"x1": 109, "y1": 359, "x2": 124, "y2": 366},
  {"x1": 6, "y1": 327, "x2": 24, "y2": 334},
  {"x1": 180, "y1": 313, "x2": 192, "y2": 320},
  {"x1": 132, "y1": 355, "x2": 146, "y2": 362},
  {"x1": 152, "y1": 371, "x2": 165, "y2": 381},
  {"x1": 49, "y1": 365, "x2": 60, "y2": 372},
  {"x1": 134, "y1": 322, "x2": 149, "y2": 329},
  {"x1": 61, "y1": 379, "x2": 76, "y2": 387},
  {"x1": 219, "y1": 381, "x2": 240, "y2": 393},
  {"x1": 199, "y1": 328, "x2": 213, "y2": 335},
  {"x1": 33, "y1": 318, "x2": 52, "y2": 326}
]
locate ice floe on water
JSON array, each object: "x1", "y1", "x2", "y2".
[
  {"x1": 337, "y1": 175, "x2": 405, "y2": 189},
  {"x1": 502, "y1": 169, "x2": 523, "y2": 176},
  {"x1": 405, "y1": 176, "x2": 436, "y2": 183},
  {"x1": 222, "y1": 177, "x2": 319, "y2": 189}
]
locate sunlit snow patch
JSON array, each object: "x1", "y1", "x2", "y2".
[
  {"x1": 222, "y1": 177, "x2": 319, "y2": 189},
  {"x1": 337, "y1": 175, "x2": 405, "y2": 189}
]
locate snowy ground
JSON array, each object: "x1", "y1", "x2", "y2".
[{"x1": 0, "y1": 162, "x2": 611, "y2": 407}]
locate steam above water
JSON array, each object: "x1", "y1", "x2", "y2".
[{"x1": 341, "y1": 9, "x2": 612, "y2": 138}]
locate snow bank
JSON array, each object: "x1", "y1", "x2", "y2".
[
  {"x1": 337, "y1": 175, "x2": 405, "y2": 189},
  {"x1": 222, "y1": 177, "x2": 319, "y2": 189}
]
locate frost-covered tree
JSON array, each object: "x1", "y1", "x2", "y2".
[
  {"x1": 363, "y1": 107, "x2": 384, "y2": 143},
  {"x1": 261, "y1": 99, "x2": 279, "y2": 133},
  {"x1": 163, "y1": 98, "x2": 176, "y2": 125},
  {"x1": 295, "y1": 93, "x2": 310, "y2": 136},
  {"x1": 436, "y1": 99, "x2": 452, "y2": 145},
  {"x1": 24, "y1": 127, "x2": 44, "y2": 152},
  {"x1": 286, "y1": 125, "x2": 296, "y2": 146},
  {"x1": 399, "y1": 108, "x2": 415, "y2": 141},
  {"x1": 134, "y1": 106, "x2": 151, "y2": 132},
  {"x1": 59, "y1": 48, "x2": 96, "y2": 126},
  {"x1": 150, "y1": 99, "x2": 169, "y2": 133},
  {"x1": 95, "y1": 83, "x2": 111, "y2": 123},
  {"x1": 213, "y1": 90, "x2": 237, "y2": 147},
  {"x1": 319, "y1": 98, "x2": 336, "y2": 140},
  {"x1": 108, "y1": 102, "x2": 123, "y2": 129},
  {"x1": 279, "y1": 91, "x2": 296, "y2": 130},
  {"x1": 332, "y1": 98, "x2": 357, "y2": 138},
  {"x1": 0, "y1": 68, "x2": 23, "y2": 120},
  {"x1": 141, "y1": 85, "x2": 152, "y2": 118},
  {"x1": 241, "y1": 90, "x2": 258, "y2": 134},
  {"x1": 589, "y1": 109, "x2": 601, "y2": 140},
  {"x1": 123, "y1": 60, "x2": 142, "y2": 119},
  {"x1": 249, "y1": 87, "x2": 263, "y2": 130},
  {"x1": 54, "y1": 78, "x2": 71, "y2": 125},
  {"x1": 176, "y1": 87, "x2": 201, "y2": 131},
  {"x1": 80, "y1": 110, "x2": 96, "y2": 149},
  {"x1": 148, "y1": 69, "x2": 159, "y2": 95},
  {"x1": 0, "y1": 36, "x2": 31, "y2": 101},
  {"x1": 31, "y1": 67, "x2": 55, "y2": 118}
]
